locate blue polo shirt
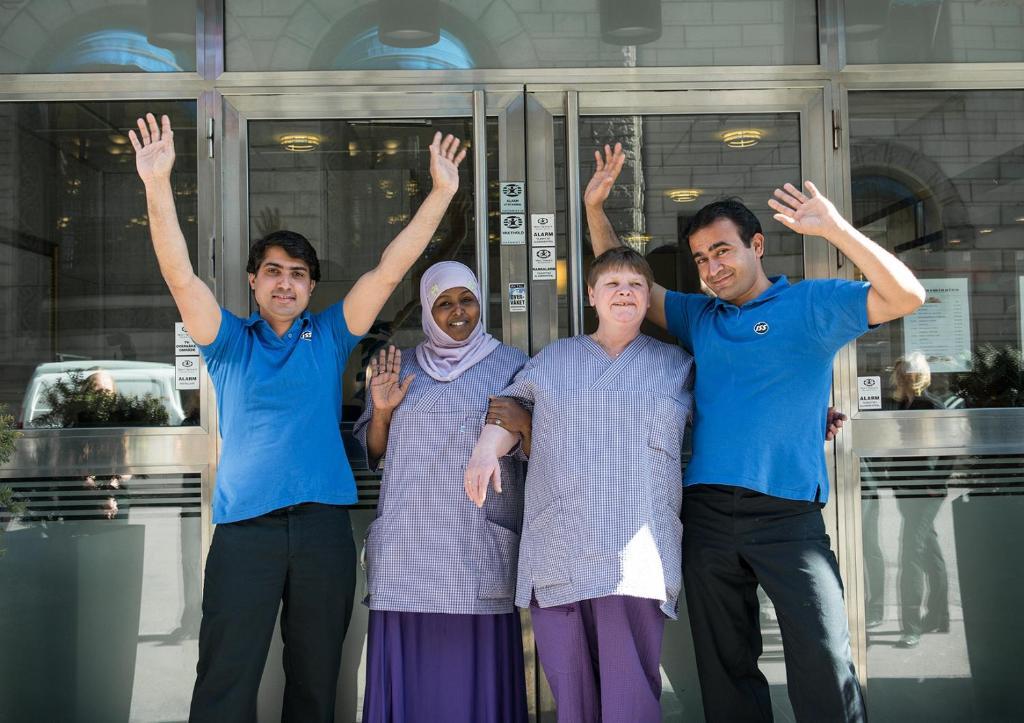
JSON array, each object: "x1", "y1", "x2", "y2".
[
  {"x1": 198, "y1": 302, "x2": 362, "y2": 523},
  {"x1": 664, "y1": 276, "x2": 871, "y2": 502}
]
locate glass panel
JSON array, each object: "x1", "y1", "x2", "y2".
[
  {"x1": 0, "y1": 472, "x2": 202, "y2": 721},
  {"x1": 248, "y1": 117, "x2": 476, "y2": 464},
  {"x1": 849, "y1": 91, "x2": 1024, "y2": 410},
  {"x1": 0, "y1": 1, "x2": 196, "y2": 72},
  {"x1": 578, "y1": 112, "x2": 803, "y2": 336},
  {"x1": 860, "y1": 454, "x2": 1024, "y2": 721},
  {"x1": 845, "y1": 0, "x2": 1024, "y2": 64},
  {"x1": 226, "y1": 0, "x2": 818, "y2": 71},
  {"x1": 0, "y1": 101, "x2": 200, "y2": 428},
  {"x1": 578, "y1": 110, "x2": 802, "y2": 719}
]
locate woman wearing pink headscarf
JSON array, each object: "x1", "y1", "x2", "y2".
[{"x1": 353, "y1": 261, "x2": 530, "y2": 723}]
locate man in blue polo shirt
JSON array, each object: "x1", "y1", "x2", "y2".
[
  {"x1": 584, "y1": 144, "x2": 925, "y2": 722},
  {"x1": 130, "y1": 113, "x2": 467, "y2": 722}
]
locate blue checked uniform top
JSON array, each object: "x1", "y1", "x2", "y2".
[
  {"x1": 499, "y1": 334, "x2": 694, "y2": 619},
  {"x1": 354, "y1": 343, "x2": 529, "y2": 615}
]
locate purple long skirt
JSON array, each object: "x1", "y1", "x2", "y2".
[
  {"x1": 361, "y1": 610, "x2": 528, "y2": 723},
  {"x1": 530, "y1": 595, "x2": 665, "y2": 723}
]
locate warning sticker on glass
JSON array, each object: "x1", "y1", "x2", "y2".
[
  {"x1": 499, "y1": 182, "x2": 525, "y2": 213},
  {"x1": 175, "y1": 322, "x2": 198, "y2": 356},
  {"x1": 532, "y1": 247, "x2": 556, "y2": 281},
  {"x1": 500, "y1": 214, "x2": 526, "y2": 245},
  {"x1": 508, "y1": 282, "x2": 527, "y2": 313},
  {"x1": 531, "y1": 213, "x2": 555, "y2": 247},
  {"x1": 175, "y1": 356, "x2": 200, "y2": 390},
  {"x1": 857, "y1": 376, "x2": 882, "y2": 410}
]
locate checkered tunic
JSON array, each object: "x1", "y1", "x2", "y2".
[
  {"x1": 500, "y1": 334, "x2": 695, "y2": 619},
  {"x1": 354, "y1": 343, "x2": 529, "y2": 615}
]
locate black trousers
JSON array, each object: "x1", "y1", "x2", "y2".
[
  {"x1": 189, "y1": 503, "x2": 357, "y2": 723},
  {"x1": 682, "y1": 485, "x2": 866, "y2": 723}
]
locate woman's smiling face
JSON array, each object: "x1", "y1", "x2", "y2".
[{"x1": 431, "y1": 286, "x2": 480, "y2": 342}]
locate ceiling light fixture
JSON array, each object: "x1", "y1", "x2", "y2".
[
  {"x1": 979, "y1": 228, "x2": 993, "y2": 234},
  {"x1": 721, "y1": 129, "x2": 764, "y2": 148},
  {"x1": 279, "y1": 134, "x2": 321, "y2": 152},
  {"x1": 599, "y1": 0, "x2": 663, "y2": 45},
  {"x1": 379, "y1": 0, "x2": 440, "y2": 48},
  {"x1": 665, "y1": 188, "x2": 702, "y2": 203}
]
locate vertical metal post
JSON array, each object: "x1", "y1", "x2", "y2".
[
  {"x1": 498, "y1": 94, "x2": 531, "y2": 354},
  {"x1": 472, "y1": 90, "x2": 489, "y2": 332},
  {"x1": 566, "y1": 91, "x2": 584, "y2": 337},
  {"x1": 525, "y1": 94, "x2": 558, "y2": 355}
]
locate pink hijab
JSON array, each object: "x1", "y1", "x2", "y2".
[{"x1": 415, "y1": 261, "x2": 500, "y2": 382}]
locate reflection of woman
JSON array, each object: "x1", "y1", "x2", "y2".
[
  {"x1": 354, "y1": 261, "x2": 529, "y2": 723},
  {"x1": 466, "y1": 248, "x2": 694, "y2": 722},
  {"x1": 891, "y1": 352, "x2": 950, "y2": 648}
]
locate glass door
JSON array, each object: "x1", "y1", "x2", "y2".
[
  {"x1": 520, "y1": 85, "x2": 833, "y2": 722},
  {"x1": 219, "y1": 87, "x2": 541, "y2": 721}
]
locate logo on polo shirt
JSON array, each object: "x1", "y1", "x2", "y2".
[
  {"x1": 753, "y1": 321, "x2": 769, "y2": 335},
  {"x1": 300, "y1": 330, "x2": 312, "y2": 341}
]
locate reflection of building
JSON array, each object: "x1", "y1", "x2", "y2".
[{"x1": 0, "y1": 2, "x2": 1022, "y2": 722}]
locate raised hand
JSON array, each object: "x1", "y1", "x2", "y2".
[
  {"x1": 768, "y1": 181, "x2": 846, "y2": 239},
  {"x1": 583, "y1": 143, "x2": 626, "y2": 210},
  {"x1": 368, "y1": 346, "x2": 414, "y2": 415},
  {"x1": 129, "y1": 113, "x2": 175, "y2": 185},
  {"x1": 429, "y1": 132, "x2": 468, "y2": 197}
]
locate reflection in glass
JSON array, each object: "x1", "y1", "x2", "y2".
[
  {"x1": 0, "y1": 1, "x2": 196, "y2": 72},
  {"x1": 578, "y1": 113, "x2": 803, "y2": 335},
  {"x1": 248, "y1": 118, "x2": 475, "y2": 451},
  {"x1": 850, "y1": 91, "x2": 1024, "y2": 409},
  {"x1": 845, "y1": 0, "x2": 1024, "y2": 64},
  {"x1": 860, "y1": 454, "x2": 1023, "y2": 722},
  {"x1": 0, "y1": 101, "x2": 201, "y2": 427},
  {"x1": 226, "y1": 0, "x2": 818, "y2": 71},
  {"x1": 0, "y1": 473, "x2": 202, "y2": 721}
]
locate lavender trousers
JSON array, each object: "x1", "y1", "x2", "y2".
[{"x1": 530, "y1": 594, "x2": 666, "y2": 723}]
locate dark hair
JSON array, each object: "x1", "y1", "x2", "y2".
[
  {"x1": 246, "y1": 230, "x2": 321, "y2": 281},
  {"x1": 683, "y1": 197, "x2": 762, "y2": 247},
  {"x1": 587, "y1": 246, "x2": 654, "y2": 289}
]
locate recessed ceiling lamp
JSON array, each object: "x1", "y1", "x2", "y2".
[
  {"x1": 665, "y1": 188, "x2": 702, "y2": 203},
  {"x1": 599, "y1": 0, "x2": 662, "y2": 44},
  {"x1": 979, "y1": 228, "x2": 993, "y2": 234},
  {"x1": 279, "y1": 134, "x2": 321, "y2": 152},
  {"x1": 379, "y1": 0, "x2": 440, "y2": 48},
  {"x1": 1016, "y1": 216, "x2": 1024, "y2": 223},
  {"x1": 383, "y1": 139, "x2": 400, "y2": 155},
  {"x1": 721, "y1": 129, "x2": 764, "y2": 148}
]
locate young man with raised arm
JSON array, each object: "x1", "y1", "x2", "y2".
[{"x1": 130, "y1": 113, "x2": 466, "y2": 723}]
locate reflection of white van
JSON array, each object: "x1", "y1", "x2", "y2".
[{"x1": 20, "y1": 360, "x2": 186, "y2": 427}]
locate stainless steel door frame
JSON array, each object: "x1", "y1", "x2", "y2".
[{"x1": 530, "y1": 85, "x2": 861, "y2": 687}]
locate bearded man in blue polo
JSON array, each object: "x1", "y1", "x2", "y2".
[
  {"x1": 584, "y1": 144, "x2": 925, "y2": 722},
  {"x1": 130, "y1": 113, "x2": 467, "y2": 722}
]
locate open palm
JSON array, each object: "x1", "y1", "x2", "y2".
[
  {"x1": 768, "y1": 181, "x2": 842, "y2": 238},
  {"x1": 129, "y1": 113, "x2": 175, "y2": 184},
  {"x1": 429, "y1": 132, "x2": 468, "y2": 196},
  {"x1": 369, "y1": 346, "x2": 414, "y2": 414},
  {"x1": 583, "y1": 143, "x2": 625, "y2": 209}
]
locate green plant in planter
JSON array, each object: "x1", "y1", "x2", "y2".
[
  {"x1": 952, "y1": 344, "x2": 1024, "y2": 408},
  {"x1": 0, "y1": 404, "x2": 25, "y2": 555}
]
